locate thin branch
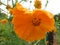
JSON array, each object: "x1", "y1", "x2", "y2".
[
  {"x1": 7, "y1": 0, "x2": 8, "y2": 5},
  {"x1": 1, "y1": 2, "x2": 7, "y2": 6},
  {"x1": 0, "y1": 8, "x2": 9, "y2": 14},
  {"x1": 34, "y1": 40, "x2": 40, "y2": 45},
  {"x1": 44, "y1": 0, "x2": 48, "y2": 9},
  {"x1": 15, "y1": 0, "x2": 18, "y2": 3},
  {"x1": 0, "y1": 8, "x2": 1, "y2": 14},
  {"x1": 29, "y1": 0, "x2": 32, "y2": 10},
  {"x1": 7, "y1": 0, "x2": 9, "y2": 15},
  {"x1": 12, "y1": 0, "x2": 14, "y2": 7},
  {"x1": 19, "y1": 0, "x2": 23, "y2": 3}
]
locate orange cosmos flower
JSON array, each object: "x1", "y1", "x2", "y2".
[
  {"x1": 33, "y1": 9, "x2": 56, "y2": 32},
  {"x1": 12, "y1": 3, "x2": 56, "y2": 42},
  {"x1": 0, "y1": 19, "x2": 8, "y2": 24},
  {"x1": 12, "y1": 3, "x2": 28, "y2": 15}
]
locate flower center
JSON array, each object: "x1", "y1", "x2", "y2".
[{"x1": 32, "y1": 18, "x2": 41, "y2": 26}]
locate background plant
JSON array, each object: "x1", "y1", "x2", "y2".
[{"x1": 0, "y1": 0, "x2": 60, "y2": 45}]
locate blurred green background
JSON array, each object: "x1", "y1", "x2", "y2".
[{"x1": 0, "y1": 0, "x2": 60, "y2": 45}]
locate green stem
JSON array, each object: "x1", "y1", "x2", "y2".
[
  {"x1": 15, "y1": 0, "x2": 18, "y2": 3},
  {"x1": 12, "y1": 0, "x2": 14, "y2": 7},
  {"x1": 12, "y1": 0, "x2": 18, "y2": 7},
  {"x1": 19, "y1": 0, "x2": 23, "y2": 3},
  {"x1": 29, "y1": 0, "x2": 32, "y2": 10},
  {"x1": 7, "y1": 0, "x2": 8, "y2": 5},
  {"x1": 34, "y1": 40, "x2": 40, "y2": 45},
  {"x1": 1, "y1": 2, "x2": 7, "y2": 6},
  {"x1": 44, "y1": 0, "x2": 48, "y2": 9},
  {"x1": 0, "y1": 8, "x2": 8, "y2": 14},
  {"x1": 0, "y1": 9, "x2": 1, "y2": 15},
  {"x1": 45, "y1": 37, "x2": 47, "y2": 45},
  {"x1": 28, "y1": 42, "x2": 33, "y2": 45}
]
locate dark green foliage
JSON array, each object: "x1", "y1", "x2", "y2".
[
  {"x1": 54, "y1": 13, "x2": 60, "y2": 45},
  {"x1": 54, "y1": 13, "x2": 60, "y2": 30},
  {"x1": 0, "y1": 13, "x2": 8, "y2": 20},
  {"x1": 0, "y1": 22, "x2": 29, "y2": 45}
]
